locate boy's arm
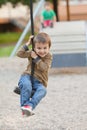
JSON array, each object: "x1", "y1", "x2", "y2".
[
  {"x1": 52, "y1": 10, "x2": 56, "y2": 22},
  {"x1": 41, "y1": 10, "x2": 44, "y2": 23},
  {"x1": 33, "y1": 54, "x2": 52, "y2": 71},
  {"x1": 16, "y1": 45, "x2": 31, "y2": 58},
  {"x1": 16, "y1": 35, "x2": 33, "y2": 58},
  {"x1": 53, "y1": 15, "x2": 56, "y2": 22}
]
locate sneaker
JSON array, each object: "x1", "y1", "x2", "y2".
[
  {"x1": 21, "y1": 105, "x2": 34, "y2": 117},
  {"x1": 22, "y1": 111, "x2": 27, "y2": 117},
  {"x1": 22, "y1": 111, "x2": 24, "y2": 115},
  {"x1": 50, "y1": 22, "x2": 53, "y2": 28}
]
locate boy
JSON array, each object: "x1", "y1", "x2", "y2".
[
  {"x1": 17, "y1": 32, "x2": 52, "y2": 117},
  {"x1": 41, "y1": 2, "x2": 56, "y2": 28}
]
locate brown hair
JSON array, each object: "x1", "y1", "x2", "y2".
[
  {"x1": 44, "y1": 2, "x2": 53, "y2": 9},
  {"x1": 44, "y1": 2, "x2": 50, "y2": 6},
  {"x1": 33, "y1": 32, "x2": 51, "y2": 48}
]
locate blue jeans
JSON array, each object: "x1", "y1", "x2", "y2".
[{"x1": 18, "y1": 74, "x2": 47, "y2": 109}]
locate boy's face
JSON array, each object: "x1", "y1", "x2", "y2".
[
  {"x1": 45, "y1": 5, "x2": 51, "y2": 11},
  {"x1": 34, "y1": 42, "x2": 50, "y2": 58}
]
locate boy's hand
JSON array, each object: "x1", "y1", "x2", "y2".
[
  {"x1": 31, "y1": 51, "x2": 38, "y2": 59},
  {"x1": 26, "y1": 35, "x2": 34, "y2": 46}
]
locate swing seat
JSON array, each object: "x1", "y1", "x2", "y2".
[
  {"x1": 14, "y1": 87, "x2": 20, "y2": 95},
  {"x1": 13, "y1": 86, "x2": 35, "y2": 97}
]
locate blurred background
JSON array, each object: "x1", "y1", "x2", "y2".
[{"x1": 0, "y1": 0, "x2": 87, "y2": 57}]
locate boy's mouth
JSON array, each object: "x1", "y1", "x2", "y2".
[
  {"x1": 38, "y1": 53, "x2": 47, "y2": 57},
  {"x1": 39, "y1": 54, "x2": 45, "y2": 56}
]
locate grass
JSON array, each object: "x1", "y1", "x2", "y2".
[
  {"x1": 0, "y1": 46, "x2": 14, "y2": 57},
  {"x1": 0, "y1": 32, "x2": 30, "y2": 44},
  {"x1": 0, "y1": 32, "x2": 30, "y2": 57},
  {"x1": 0, "y1": 45, "x2": 32, "y2": 57}
]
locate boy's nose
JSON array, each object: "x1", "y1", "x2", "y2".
[{"x1": 40, "y1": 49, "x2": 44, "y2": 53}]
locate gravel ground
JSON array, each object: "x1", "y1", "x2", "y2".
[{"x1": 0, "y1": 57, "x2": 87, "y2": 130}]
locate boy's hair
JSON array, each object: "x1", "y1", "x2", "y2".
[
  {"x1": 33, "y1": 32, "x2": 51, "y2": 48},
  {"x1": 44, "y1": 2, "x2": 51, "y2": 7}
]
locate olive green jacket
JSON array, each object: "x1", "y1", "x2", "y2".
[{"x1": 17, "y1": 45, "x2": 52, "y2": 87}]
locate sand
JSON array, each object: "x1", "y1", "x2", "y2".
[{"x1": 0, "y1": 57, "x2": 87, "y2": 130}]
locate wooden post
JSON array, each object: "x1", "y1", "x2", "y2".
[
  {"x1": 66, "y1": 0, "x2": 70, "y2": 21},
  {"x1": 52, "y1": 0, "x2": 59, "y2": 21}
]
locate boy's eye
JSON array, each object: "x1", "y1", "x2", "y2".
[
  {"x1": 44, "y1": 47, "x2": 47, "y2": 49},
  {"x1": 38, "y1": 47, "x2": 41, "y2": 49}
]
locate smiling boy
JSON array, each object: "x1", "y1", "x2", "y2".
[{"x1": 17, "y1": 32, "x2": 52, "y2": 117}]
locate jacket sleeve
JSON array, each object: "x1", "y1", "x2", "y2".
[
  {"x1": 16, "y1": 45, "x2": 31, "y2": 58},
  {"x1": 33, "y1": 53, "x2": 52, "y2": 72}
]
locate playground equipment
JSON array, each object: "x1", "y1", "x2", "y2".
[
  {"x1": 10, "y1": 0, "x2": 44, "y2": 58},
  {"x1": 10, "y1": 0, "x2": 87, "y2": 68},
  {"x1": 43, "y1": 21, "x2": 87, "y2": 67}
]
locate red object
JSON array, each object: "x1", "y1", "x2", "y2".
[{"x1": 43, "y1": 20, "x2": 53, "y2": 27}]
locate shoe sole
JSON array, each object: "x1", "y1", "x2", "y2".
[{"x1": 21, "y1": 108, "x2": 35, "y2": 117}]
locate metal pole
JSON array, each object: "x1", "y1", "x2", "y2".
[
  {"x1": 30, "y1": 0, "x2": 34, "y2": 51},
  {"x1": 30, "y1": 0, "x2": 35, "y2": 79},
  {"x1": 30, "y1": 0, "x2": 34, "y2": 35}
]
